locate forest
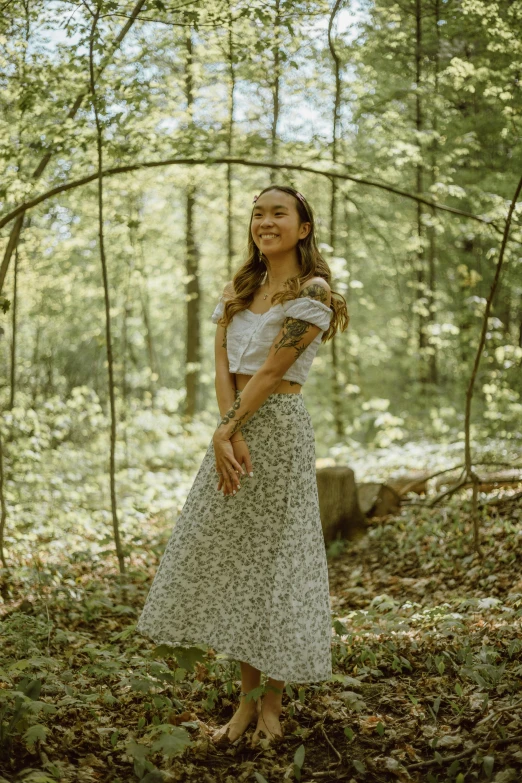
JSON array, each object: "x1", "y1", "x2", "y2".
[{"x1": 0, "y1": 0, "x2": 521, "y2": 781}]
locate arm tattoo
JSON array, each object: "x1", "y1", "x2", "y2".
[
  {"x1": 219, "y1": 390, "x2": 250, "y2": 434},
  {"x1": 222, "y1": 327, "x2": 227, "y2": 349},
  {"x1": 300, "y1": 282, "x2": 329, "y2": 304},
  {"x1": 274, "y1": 317, "x2": 310, "y2": 359}
]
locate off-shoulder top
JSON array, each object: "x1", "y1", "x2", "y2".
[{"x1": 211, "y1": 294, "x2": 333, "y2": 386}]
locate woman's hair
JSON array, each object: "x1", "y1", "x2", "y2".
[{"x1": 217, "y1": 184, "x2": 349, "y2": 341}]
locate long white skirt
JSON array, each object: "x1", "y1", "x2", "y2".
[{"x1": 136, "y1": 392, "x2": 333, "y2": 683}]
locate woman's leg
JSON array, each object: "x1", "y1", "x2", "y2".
[
  {"x1": 252, "y1": 676, "x2": 284, "y2": 746},
  {"x1": 211, "y1": 660, "x2": 261, "y2": 744}
]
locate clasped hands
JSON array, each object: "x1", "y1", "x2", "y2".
[{"x1": 213, "y1": 432, "x2": 254, "y2": 497}]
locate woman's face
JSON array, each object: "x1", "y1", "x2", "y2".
[{"x1": 251, "y1": 190, "x2": 310, "y2": 256}]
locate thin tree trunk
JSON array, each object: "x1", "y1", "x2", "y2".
[
  {"x1": 464, "y1": 173, "x2": 522, "y2": 553},
  {"x1": 426, "y1": 0, "x2": 440, "y2": 385},
  {"x1": 328, "y1": 0, "x2": 344, "y2": 439},
  {"x1": 0, "y1": 431, "x2": 7, "y2": 570},
  {"x1": 184, "y1": 28, "x2": 201, "y2": 418},
  {"x1": 415, "y1": 0, "x2": 427, "y2": 385},
  {"x1": 0, "y1": 0, "x2": 148, "y2": 295},
  {"x1": 185, "y1": 184, "x2": 201, "y2": 417},
  {"x1": 271, "y1": 0, "x2": 281, "y2": 162},
  {"x1": 9, "y1": 245, "x2": 19, "y2": 409},
  {"x1": 89, "y1": 9, "x2": 125, "y2": 575},
  {"x1": 226, "y1": 0, "x2": 236, "y2": 281}
]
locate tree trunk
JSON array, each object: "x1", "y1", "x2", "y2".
[
  {"x1": 183, "y1": 28, "x2": 201, "y2": 419},
  {"x1": 415, "y1": 0, "x2": 427, "y2": 386},
  {"x1": 328, "y1": 0, "x2": 344, "y2": 439},
  {"x1": 226, "y1": 0, "x2": 236, "y2": 281},
  {"x1": 271, "y1": 0, "x2": 281, "y2": 162},
  {"x1": 89, "y1": 10, "x2": 125, "y2": 575},
  {"x1": 185, "y1": 184, "x2": 201, "y2": 418},
  {"x1": 8, "y1": 245, "x2": 19, "y2": 410}
]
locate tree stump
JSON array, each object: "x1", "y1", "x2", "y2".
[
  {"x1": 316, "y1": 466, "x2": 367, "y2": 543},
  {"x1": 357, "y1": 482, "x2": 401, "y2": 518}
]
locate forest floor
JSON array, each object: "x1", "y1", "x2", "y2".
[{"x1": 1, "y1": 495, "x2": 522, "y2": 783}]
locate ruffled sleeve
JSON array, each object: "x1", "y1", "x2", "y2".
[
  {"x1": 211, "y1": 296, "x2": 225, "y2": 324},
  {"x1": 281, "y1": 296, "x2": 333, "y2": 332}
]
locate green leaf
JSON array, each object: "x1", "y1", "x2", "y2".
[
  {"x1": 294, "y1": 743, "x2": 305, "y2": 768},
  {"x1": 483, "y1": 755, "x2": 494, "y2": 777},
  {"x1": 24, "y1": 724, "x2": 48, "y2": 747},
  {"x1": 150, "y1": 727, "x2": 192, "y2": 757},
  {"x1": 151, "y1": 645, "x2": 206, "y2": 672},
  {"x1": 130, "y1": 678, "x2": 154, "y2": 694},
  {"x1": 344, "y1": 726, "x2": 354, "y2": 740},
  {"x1": 126, "y1": 738, "x2": 150, "y2": 761},
  {"x1": 376, "y1": 721, "x2": 385, "y2": 736},
  {"x1": 353, "y1": 759, "x2": 366, "y2": 773},
  {"x1": 254, "y1": 773, "x2": 269, "y2": 783}
]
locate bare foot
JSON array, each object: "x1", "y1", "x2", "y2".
[
  {"x1": 211, "y1": 698, "x2": 259, "y2": 745},
  {"x1": 251, "y1": 703, "x2": 284, "y2": 747}
]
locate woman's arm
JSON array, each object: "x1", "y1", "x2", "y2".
[
  {"x1": 214, "y1": 279, "x2": 331, "y2": 441},
  {"x1": 214, "y1": 281, "x2": 243, "y2": 443}
]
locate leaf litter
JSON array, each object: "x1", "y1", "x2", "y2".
[{"x1": 1, "y1": 495, "x2": 521, "y2": 782}]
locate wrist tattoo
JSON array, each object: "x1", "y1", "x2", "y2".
[
  {"x1": 219, "y1": 392, "x2": 251, "y2": 435},
  {"x1": 219, "y1": 394, "x2": 242, "y2": 426},
  {"x1": 274, "y1": 317, "x2": 310, "y2": 359}
]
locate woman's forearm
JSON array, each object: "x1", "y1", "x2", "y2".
[
  {"x1": 215, "y1": 368, "x2": 243, "y2": 441},
  {"x1": 214, "y1": 368, "x2": 281, "y2": 440}
]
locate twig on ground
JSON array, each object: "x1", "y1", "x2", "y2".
[
  {"x1": 405, "y1": 731, "x2": 522, "y2": 771},
  {"x1": 320, "y1": 722, "x2": 343, "y2": 765}
]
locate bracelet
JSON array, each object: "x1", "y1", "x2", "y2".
[{"x1": 231, "y1": 437, "x2": 245, "y2": 443}]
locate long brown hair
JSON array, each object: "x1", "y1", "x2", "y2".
[{"x1": 217, "y1": 184, "x2": 349, "y2": 342}]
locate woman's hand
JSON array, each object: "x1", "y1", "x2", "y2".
[
  {"x1": 213, "y1": 433, "x2": 245, "y2": 496},
  {"x1": 216, "y1": 440, "x2": 254, "y2": 496}
]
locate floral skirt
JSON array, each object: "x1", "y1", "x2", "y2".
[{"x1": 136, "y1": 392, "x2": 333, "y2": 683}]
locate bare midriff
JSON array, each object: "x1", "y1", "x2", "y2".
[{"x1": 234, "y1": 373, "x2": 302, "y2": 394}]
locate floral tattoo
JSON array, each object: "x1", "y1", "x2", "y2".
[
  {"x1": 274, "y1": 317, "x2": 310, "y2": 359},
  {"x1": 301, "y1": 283, "x2": 329, "y2": 304}
]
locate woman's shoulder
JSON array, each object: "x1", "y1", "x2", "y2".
[
  {"x1": 298, "y1": 277, "x2": 331, "y2": 307},
  {"x1": 222, "y1": 280, "x2": 235, "y2": 300}
]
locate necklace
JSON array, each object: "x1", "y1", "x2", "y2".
[{"x1": 262, "y1": 274, "x2": 287, "y2": 300}]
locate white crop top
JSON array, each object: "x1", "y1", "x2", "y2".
[{"x1": 211, "y1": 295, "x2": 333, "y2": 385}]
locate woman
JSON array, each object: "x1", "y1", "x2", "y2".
[{"x1": 137, "y1": 184, "x2": 349, "y2": 748}]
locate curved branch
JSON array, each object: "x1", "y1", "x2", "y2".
[{"x1": 0, "y1": 156, "x2": 502, "y2": 232}]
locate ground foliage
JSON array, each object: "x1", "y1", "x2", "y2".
[{"x1": 1, "y1": 495, "x2": 521, "y2": 783}]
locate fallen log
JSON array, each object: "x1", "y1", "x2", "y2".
[
  {"x1": 387, "y1": 470, "x2": 431, "y2": 496},
  {"x1": 357, "y1": 482, "x2": 401, "y2": 518},
  {"x1": 435, "y1": 469, "x2": 522, "y2": 492}
]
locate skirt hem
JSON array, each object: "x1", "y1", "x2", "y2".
[{"x1": 136, "y1": 627, "x2": 333, "y2": 685}]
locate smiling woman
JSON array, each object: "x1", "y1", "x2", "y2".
[{"x1": 136, "y1": 184, "x2": 349, "y2": 748}]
